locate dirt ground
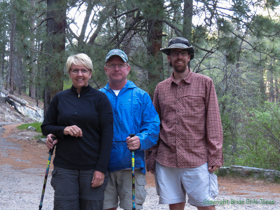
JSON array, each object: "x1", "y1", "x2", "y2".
[{"x1": 1, "y1": 123, "x2": 280, "y2": 200}]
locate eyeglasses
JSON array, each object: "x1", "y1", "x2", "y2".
[
  {"x1": 170, "y1": 51, "x2": 189, "y2": 57},
  {"x1": 71, "y1": 69, "x2": 90, "y2": 74},
  {"x1": 106, "y1": 63, "x2": 126, "y2": 69}
]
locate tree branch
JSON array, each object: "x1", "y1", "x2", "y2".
[
  {"x1": 114, "y1": 10, "x2": 142, "y2": 48},
  {"x1": 78, "y1": 1, "x2": 95, "y2": 44},
  {"x1": 88, "y1": 7, "x2": 111, "y2": 45},
  {"x1": 161, "y1": 19, "x2": 182, "y2": 36},
  {"x1": 31, "y1": 16, "x2": 52, "y2": 32},
  {"x1": 113, "y1": 8, "x2": 139, "y2": 19}
]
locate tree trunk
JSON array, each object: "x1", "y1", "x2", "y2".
[
  {"x1": 29, "y1": 0, "x2": 36, "y2": 99},
  {"x1": 43, "y1": 0, "x2": 66, "y2": 116},
  {"x1": 122, "y1": 5, "x2": 135, "y2": 55},
  {"x1": 145, "y1": 0, "x2": 164, "y2": 97},
  {"x1": 1, "y1": 28, "x2": 6, "y2": 80},
  {"x1": 269, "y1": 71, "x2": 274, "y2": 102},
  {"x1": 147, "y1": 23, "x2": 163, "y2": 96},
  {"x1": 183, "y1": 0, "x2": 193, "y2": 41},
  {"x1": 183, "y1": 0, "x2": 193, "y2": 69},
  {"x1": 18, "y1": 55, "x2": 23, "y2": 95},
  {"x1": 9, "y1": 0, "x2": 17, "y2": 94},
  {"x1": 1, "y1": 49, "x2": 5, "y2": 81},
  {"x1": 275, "y1": 78, "x2": 279, "y2": 102}
]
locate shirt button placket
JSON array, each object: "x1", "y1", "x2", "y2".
[{"x1": 176, "y1": 84, "x2": 184, "y2": 167}]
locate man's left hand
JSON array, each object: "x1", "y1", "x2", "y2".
[{"x1": 208, "y1": 165, "x2": 220, "y2": 172}]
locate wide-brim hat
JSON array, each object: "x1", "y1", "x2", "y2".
[
  {"x1": 160, "y1": 37, "x2": 194, "y2": 60},
  {"x1": 105, "y1": 49, "x2": 128, "y2": 63}
]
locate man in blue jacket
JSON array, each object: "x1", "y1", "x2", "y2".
[{"x1": 100, "y1": 49, "x2": 160, "y2": 210}]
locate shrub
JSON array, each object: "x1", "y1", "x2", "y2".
[
  {"x1": 236, "y1": 102, "x2": 280, "y2": 170},
  {"x1": 17, "y1": 122, "x2": 42, "y2": 133}
]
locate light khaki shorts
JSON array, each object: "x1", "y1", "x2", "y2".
[
  {"x1": 155, "y1": 162, "x2": 219, "y2": 207},
  {"x1": 103, "y1": 169, "x2": 147, "y2": 209}
]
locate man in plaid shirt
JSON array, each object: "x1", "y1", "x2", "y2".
[{"x1": 146, "y1": 37, "x2": 223, "y2": 210}]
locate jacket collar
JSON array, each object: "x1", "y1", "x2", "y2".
[
  {"x1": 104, "y1": 80, "x2": 136, "y2": 91},
  {"x1": 71, "y1": 85, "x2": 91, "y2": 94}
]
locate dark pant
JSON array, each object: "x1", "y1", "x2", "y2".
[{"x1": 51, "y1": 166, "x2": 108, "y2": 210}]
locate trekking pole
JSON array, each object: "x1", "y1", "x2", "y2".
[
  {"x1": 39, "y1": 137, "x2": 56, "y2": 210},
  {"x1": 130, "y1": 134, "x2": 136, "y2": 210}
]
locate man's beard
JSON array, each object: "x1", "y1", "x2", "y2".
[{"x1": 172, "y1": 59, "x2": 188, "y2": 73}]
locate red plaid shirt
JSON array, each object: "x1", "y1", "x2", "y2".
[{"x1": 146, "y1": 71, "x2": 223, "y2": 170}]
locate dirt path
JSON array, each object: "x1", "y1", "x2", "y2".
[
  {"x1": 0, "y1": 123, "x2": 48, "y2": 170},
  {"x1": 1, "y1": 123, "x2": 280, "y2": 210}
]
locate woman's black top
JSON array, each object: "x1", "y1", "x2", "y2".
[{"x1": 41, "y1": 85, "x2": 113, "y2": 173}]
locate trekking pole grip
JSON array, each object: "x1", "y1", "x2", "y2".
[
  {"x1": 129, "y1": 134, "x2": 135, "y2": 142},
  {"x1": 49, "y1": 137, "x2": 56, "y2": 155}
]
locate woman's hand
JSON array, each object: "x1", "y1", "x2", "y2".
[
  {"x1": 91, "y1": 171, "x2": 105, "y2": 188},
  {"x1": 63, "y1": 125, "x2": 83, "y2": 137},
  {"x1": 46, "y1": 134, "x2": 58, "y2": 149}
]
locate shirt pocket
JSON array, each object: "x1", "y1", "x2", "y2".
[{"x1": 180, "y1": 93, "x2": 205, "y2": 116}]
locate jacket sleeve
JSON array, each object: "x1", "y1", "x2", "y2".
[
  {"x1": 205, "y1": 79, "x2": 224, "y2": 167},
  {"x1": 136, "y1": 91, "x2": 160, "y2": 151},
  {"x1": 96, "y1": 94, "x2": 114, "y2": 173},
  {"x1": 145, "y1": 86, "x2": 160, "y2": 173},
  {"x1": 41, "y1": 94, "x2": 66, "y2": 139}
]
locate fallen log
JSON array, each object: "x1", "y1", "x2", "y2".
[
  {"x1": 0, "y1": 90, "x2": 38, "y2": 112},
  {"x1": 7, "y1": 95, "x2": 37, "y2": 111},
  {"x1": 4, "y1": 97, "x2": 23, "y2": 115}
]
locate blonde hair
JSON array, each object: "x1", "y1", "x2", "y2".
[{"x1": 66, "y1": 53, "x2": 93, "y2": 73}]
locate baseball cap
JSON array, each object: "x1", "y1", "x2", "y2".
[
  {"x1": 105, "y1": 49, "x2": 128, "y2": 63},
  {"x1": 160, "y1": 37, "x2": 194, "y2": 60}
]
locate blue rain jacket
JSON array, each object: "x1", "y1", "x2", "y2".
[{"x1": 100, "y1": 80, "x2": 160, "y2": 173}]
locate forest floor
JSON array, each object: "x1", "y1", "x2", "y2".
[{"x1": 0, "y1": 123, "x2": 280, "y2": 209}]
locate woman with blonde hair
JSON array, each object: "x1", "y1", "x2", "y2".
[{"x1": 42, "y1": 53, "x2": 113, "y2": 210}]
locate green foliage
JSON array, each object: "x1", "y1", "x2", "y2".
[
  {"x1": 217, "y1": 18, "x2": 233, "y2": 35},
  {"x1": 63, "y1": 78, "x2": 72, "y2": 90},
  {"x1": 17, "y1": 122, "x2": 44, "y2": 139},
  {"x1": 192, "y1": 25, "x2": 208, "y2": 44},
  {"x1": 231, "y1": 0, "x2": 250, "y2": 18},
  {"x1": 236, "y1": 102, "x2": 280, "y2": 170},
  {"x1": 218, "y1": 94, "x2": 243, "y2": 166},
  {"x1": 135, "y1": 0, "x2": 164, "y2": 19},
  {"x1": 265, "y1": 0, "x2": 280, "y2": 9},
  {"x1": 17, "y1": 122, "x2": 42, "y2": 133},
  {"x1": 214, "y1": 19, "x2": 242, "y2": 63},
  {"x1": 251, "y1": 15, "x2": 280, "y2": 38}
]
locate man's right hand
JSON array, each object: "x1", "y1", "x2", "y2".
[{"x1": 46, "y1": 134, "x2": 58, "y2": 149}]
